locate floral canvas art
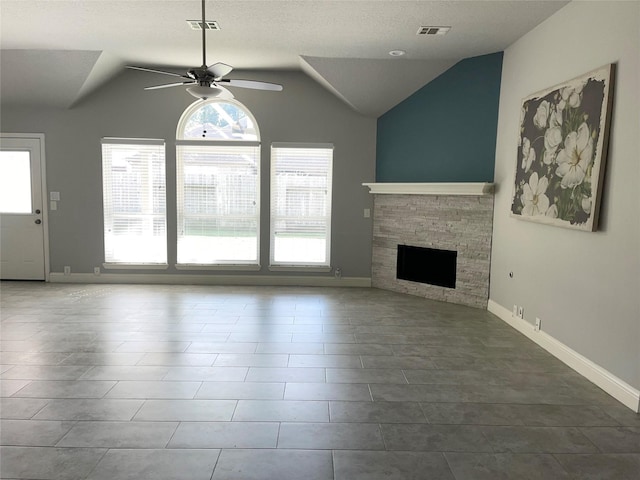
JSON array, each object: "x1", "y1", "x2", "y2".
[{"x1": 511, "y1": 64, "x2": 615, "y2": 231}]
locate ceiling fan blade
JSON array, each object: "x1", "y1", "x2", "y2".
[
  {"x1": 218, "y1": 79, "x2": 283, "y2": 91},
  {"x1": 144, "y1": 81, "x2": 196, "y2": 91},
  {"x1": 127, "y1": 65, "x2": 191, "y2": 80},
  {"x1": 207, "y1": 62, "x2": 234, "y2": 80}
]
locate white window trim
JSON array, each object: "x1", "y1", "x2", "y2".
[
  {"x1": 102, "y1": 138, "x2": 165, "y2": 145},
  {"x1": 176, "y1": 98, "x2": 261, "y2": 141},
  {"x1": 271, "y1": 142, "x2": 334, "y2": 149},
  {"x1": 103, "y1": 263, "x2": 168, "y2": 270},
  {"x1": 101, "y1": 138, "x2": 167, "y2": 266},
  {"x1": 175, "y1": 140, "x2": 261, "y2": 147},
  {"x1": 268, "y1": 265, "x2": 332, "y2": 273},
  {"x1": 269, "y1": 143, "x2": 334, "y2": 269},
  {"x1": 175, "y1": 99, "x2": 262, "y2": 267},
  {"x1": 175, "y1": 263, "x2": 261, "y2": 271}
]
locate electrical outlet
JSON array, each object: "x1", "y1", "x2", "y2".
[
  {"x1": 63, "y1": 266, "x2": 71, "y2": 275},
  {"x1": 512, "y1": 305, "x2": 518, "y2": 317},
  {"x1": 94, "y1": 267, "x2": 101, "y2": 276},
  {"x1": 518, "y1": 306, "x2": 524, "y2": 319},
  {"x1": 334, "y1": 267, "x2": 342, "y2": 279},
  {"x1": 364, "y1": 208, "x2": 371, "y2": 218},
  {"x1": 535, "y1": 317, "x2": 541, "y2": 331}
]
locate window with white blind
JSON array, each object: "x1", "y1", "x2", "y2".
[
  {"x1": 101, "y1": 138, "x2": 167, "y2": 265},
  {"x1": 270, "y1": 143, "x2": 333, "y2": 267},
  {"x1": 176, "y1": 99, "x2": 260, "y2": 266}
]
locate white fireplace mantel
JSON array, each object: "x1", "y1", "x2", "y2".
[{"x1": 362, "y1": 182, "x2": 494, "y2": 196}]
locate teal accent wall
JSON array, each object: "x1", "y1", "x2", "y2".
[{"x1": 376, "y1": 52, "x2": 503, "y2": 182}]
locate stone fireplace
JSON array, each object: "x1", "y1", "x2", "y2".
[{"x1": 364, "y1": 183, "x2": 494, "y2": 309}]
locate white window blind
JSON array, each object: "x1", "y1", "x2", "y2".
[
  {"x1": 176, "y1": 144, "x2": 260, "y2": 265},
  {"x1": 270, "y1": 144, "x2": 333, "y2": 266},
  {"x1": 101, "y1": 138, "x2": 167, "y2": 264}
]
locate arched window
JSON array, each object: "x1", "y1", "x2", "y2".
[
  {"x1": 178, "y1": 99, "x2": 259, "y2": 141},
  {"x1": 176, "y1": 99, "x2": 261, "y2": 267}
]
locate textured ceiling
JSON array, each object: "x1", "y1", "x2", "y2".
[{"x1": 0, "y1": 0, "x2": 569, "y2": 116}]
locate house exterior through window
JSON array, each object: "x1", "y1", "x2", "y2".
[
  {"x1": 101, "y1": 101, "x2": 334, "y2": 272},
  {"x1": 101, "y1": 138, "x2": 167, "y2": 265},
  {"x1": 176, "y1": 99, "x2": 261, "y2": 267},
  {"x1": 270, "y1": 143, "x2": 333, "y2": 268}
]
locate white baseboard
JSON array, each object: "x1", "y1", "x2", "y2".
[
  {"x1": 49, "y1": 272, "x2": 372, "y2": 288},
  {"x1": 488, "y1": 300, "x2": 640, "y2": 413}
]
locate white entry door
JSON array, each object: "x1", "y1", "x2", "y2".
[{"x1": 0, "y1": 135, "x2": 47, "y2": 280}]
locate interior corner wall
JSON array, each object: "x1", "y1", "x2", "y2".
[
  {"x1": 376, "y1": 52, "x2": 503, "y2": 182},
  {"x1": 490, "y1": 1, "x2": 640, "y2": 391},
  {"x1": 0, "y1": 70, "x2": 376, "y2": 279}
]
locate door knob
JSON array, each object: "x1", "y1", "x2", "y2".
[
  {"x1": 35, "y1": 209, "x2": 41, "y2": 214},
  {"x1": 35, "y1": 219, "x2": 42, "y2": 224}
]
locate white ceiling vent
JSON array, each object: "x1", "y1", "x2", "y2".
[
  {"x1": 187, "y1": 20, "x2": 220, "y2": 30},
  {"x1": 417, "y1": 26, "x2": 451, "y2": 36}
]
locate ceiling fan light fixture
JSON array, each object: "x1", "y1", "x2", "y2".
[
  {"x1": 127, "y1": 0, "x2": 281, "y2": 98},
  {"x1": 186, "y1": 84, "x2": 232, "y2": 100}
]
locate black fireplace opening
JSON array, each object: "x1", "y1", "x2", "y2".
[{"x1": 396, "y1": 244, "x2": 457, "y2": 289}]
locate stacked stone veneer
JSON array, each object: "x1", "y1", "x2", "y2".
[{"x1": 372, "y1": 194, "x2": 494, "y2": 309}]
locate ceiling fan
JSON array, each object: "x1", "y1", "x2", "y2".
[{"x1": 126, "y1": 0, "x2": 283, "y2": 100}]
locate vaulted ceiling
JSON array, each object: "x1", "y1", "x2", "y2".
[{"x1": 0, "y1": 0, "x2": 569, "y2": 117}]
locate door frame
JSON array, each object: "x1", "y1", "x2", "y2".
[{"x1": 1, "y1": 133, "x2": 50, "y2": 281}]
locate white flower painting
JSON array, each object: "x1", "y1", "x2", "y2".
[
  {"x1": 521, "y1": 172, "x2": 550, "y2": 216},
  {"x1": 511, "y1": 64, "x2": 615, "y2": 231}
]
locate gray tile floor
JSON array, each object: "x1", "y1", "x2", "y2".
[{"x1": 1, "y1": 282, "x2": 639, "y2": 479}]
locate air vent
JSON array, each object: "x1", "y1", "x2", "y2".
[
  {"x1": 187, "y1": 20, "x2": 220, "y2": 30},
  {"x1": 417, "y1": 26, "x2": 451, "y2": 35}
]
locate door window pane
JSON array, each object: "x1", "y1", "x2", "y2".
[{"x1": 0, "y1": 151, "x2": 32, "y2": 213}]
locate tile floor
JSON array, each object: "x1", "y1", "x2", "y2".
[{"x1": 1, "y1": 281, "x2": 639, "y2": 479}]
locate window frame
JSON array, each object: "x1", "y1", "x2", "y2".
[
  {"x1": 175, "y1": 99, "x2": 262, "y2": 269},
  {"x1": 101, "y1": 137, "x2": 168, "y2": 268},
  {"x1": 269, "y1": 142, "x2": 334, "y2": 270}
]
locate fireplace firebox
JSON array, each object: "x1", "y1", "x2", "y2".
[{"x1": 396, "y1": 244, "x2": 457, "y2": 289}]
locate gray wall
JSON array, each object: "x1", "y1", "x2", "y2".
[
  {"x1": 1, "y1": 70, "x2": 376, "y2": 278},
  {"x1": 490, "y1": 1, "x2": 640, "y2": 390}
]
